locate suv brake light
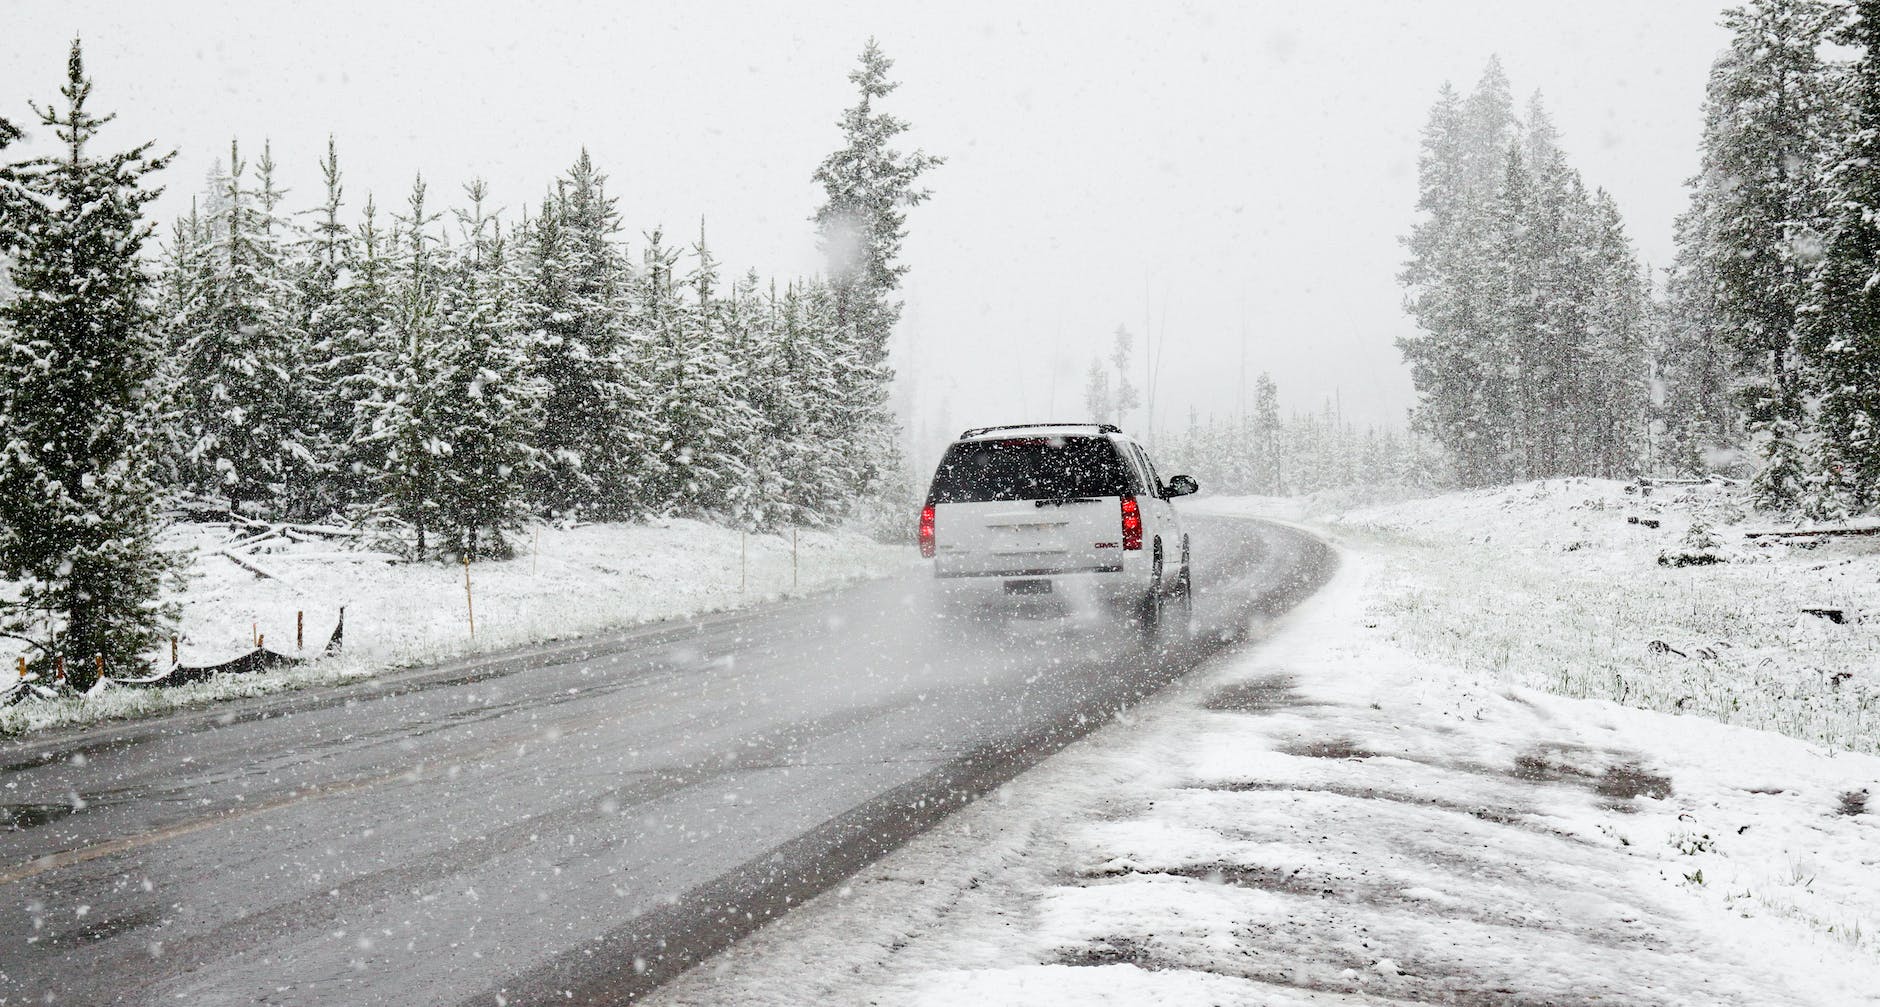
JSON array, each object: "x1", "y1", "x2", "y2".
[
  {"x1": 919, "y1": 504, "x2": 936, "y2": 558},
  {"x1": 1120, "y1": 495, "x2": 1142, "y2": 550}
]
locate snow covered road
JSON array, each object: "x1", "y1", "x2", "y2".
[{"x1": 0, "y1": 514, "x2": 1330, "y2": 1005}]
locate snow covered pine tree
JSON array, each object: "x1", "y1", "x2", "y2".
[
  {"x1": 0, "y1": 40, "x2": 176, "y2": 687},
  {"x1": 812, "y1": 38, "x2": 942, "y2": 520}
]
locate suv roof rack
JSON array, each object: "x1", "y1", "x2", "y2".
[{"x1": 958, "y1": 422, "x2": 1122, "y2": 439}]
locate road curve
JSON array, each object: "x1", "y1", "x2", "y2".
[{"x1": 0, "y1": 515, "x2": 1332, "y2": 1005}]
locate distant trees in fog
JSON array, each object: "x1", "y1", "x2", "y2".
[
  {"x1": 1160, "y1": 373, "x2": 1442, "y2": 500},
  {"x1": 1398, "y1": 58, "x2": 1651, "y2": 489}
]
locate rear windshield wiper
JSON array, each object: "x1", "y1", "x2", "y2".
[{"x1": 1035, "y1": 497, "x2": 1102, "y2": 507}]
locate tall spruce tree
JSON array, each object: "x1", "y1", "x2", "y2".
[
  {"x1": 1584, "y1": 190, "x2": 1650, "y2": 477},
  {"x1": 335, "y1": 196, "x2": 395, "y2": 507},
  {"x1": 1697, "y1": 0, "x2": 1843, "y2": 506},
  {"x1": 812, "y1": 39, "x2": 941, "y2": 500},
  {"x1": 1657, "y1": 193, "x2": 1739, "y2": 474},
  {"x1": 360, "y1": 176, "x2": 445, "y2": 555},
  {"x1": 0, "y1": 40, "x2": 175, "y2": 685},
  {"x1": 176, "y1": 139, "x2": 312, "y2": 516},
  {"x1": 299, "y1": 136, "x2": 355, "y2": 514},
  {"x1": 1399, "y1": 62, "x2": 1520, "y2": 485},
  {"x1": 1804, "y1": 0, "x2": 1880, "y2": 508},
  {"x1": 523, "y1": 152, "x2": 642, "y2": 518},
  {"x1": 431, "y1": 181, "x2": 540, "y2": 558}
]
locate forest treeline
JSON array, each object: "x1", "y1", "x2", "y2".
[
  {"x1": 1399, "y1": 0, "x2": 1880, "y2": 518},
  {"x1": 0, "y1": 39, "x2": 937, "y2": 683},
  {"x1": 1657, "y1": 0, "x2": 1880, "y2": 516}
]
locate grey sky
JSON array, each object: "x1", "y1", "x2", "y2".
[{"x1": 3, "y1": 1, "x2": 1734, "y2": 466}]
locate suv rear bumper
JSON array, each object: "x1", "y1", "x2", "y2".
[{"x1": 928, "y1": 561, "x2": 1148, "y2": 615}]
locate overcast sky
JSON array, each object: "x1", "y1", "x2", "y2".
[{"x1": 3, "y1": 1, "x2": 1735, "y2": 465}]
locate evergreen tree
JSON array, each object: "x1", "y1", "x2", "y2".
[
  {"x1": 669, "y1": 221, "x2": 757, "y2": 518},
  {"x1": 638, "y1": 227, "x2": 692, "y2": 511},
  {"x1": 1110, "y1": 326, "x2": 1141, "y2": 424},
  {"x1": 812, "y1": 39, "x2": 941, "y2": 498},
  {"x1": 763, "y1": 279, "x2": 849, "y2": 527},
  {"x1": 1804, "y1": 0, "x2": 1880, "y2": 508},
  {"x1": 332, "y1": 195, "x2": 395, "y2": 508},
  {"x1": 1656, "y1": 194, "x2": 1740, "y2": 474},
  {"x1": 1583, "y1": 190, "x2": 1650, "y2": 477},
  {"x1": 1083, "y1": 359, "x2": 1113, "y2": 423},
  {"x1": 1698, "y1": 0, "x2": 1843, "y2": 505},
  {"x1": 175, "y1": 139, "x2": 312, "y2": 515},
  {"x1": 152, "y1": 200, "x2": 209, "y2": 489},
  {"x1": 359, "y1": 176, "x2": 445, "y2": 555},
  {"x1": 1399, "y1": 62, "x2": 1519, "y2": 485},
  {"x1": 432, "y1": 180, "x2": 540, "y2": 558},
  {"x1": 522, "y1": 152, "x2": 642, "y2": 518},
  {"x1": 299, "y1": 136, "x2": 355, "y2": 513},
  {"x1": 0, "y1": 40, "x2": 175, "y2": 686},
  {"x1": 1253, "y1": 372, "x2": 1283, "y2": 494}
]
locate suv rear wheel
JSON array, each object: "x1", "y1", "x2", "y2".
[
  {"x1": 1137, "y1": 543, "x2": 1167, "y2": 649},
  {"x1": 1139, "y1": 541, "x2": 1195, "y2": 659}
]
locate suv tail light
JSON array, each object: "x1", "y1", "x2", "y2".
[
  {"x1": 919, "y1": 504, "x2": 936, "y2": 558},
  {"x1": 1120, "y1": 495, "x2": 1142, "y2": 550}
]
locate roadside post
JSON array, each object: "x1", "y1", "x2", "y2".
[{"x1": 463, "y1": 555, "x2": 476, "y2": 639}]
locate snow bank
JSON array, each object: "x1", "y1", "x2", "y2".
[
  {"x1": 1282, "y1": 478, "x2": 1880, "y2": 757},
  {"x1": 1, "y1": 519, "x2": 913, "y2": 736}
]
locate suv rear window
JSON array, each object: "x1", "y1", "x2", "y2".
[{"x1": 927, "y1": 437, "x2": 1134, "y2": 503}]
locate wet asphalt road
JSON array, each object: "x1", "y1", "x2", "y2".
[{"x1": 0, "y1": 515, "x2": 1331, "y2": 1006}]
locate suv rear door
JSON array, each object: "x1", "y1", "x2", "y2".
[
  {"x1": 927, "y1": 436, "x2": 1137, "y2": 578},
  {"x1": 1129, "y1": 442, "x2": 1180, "y2": 561}
]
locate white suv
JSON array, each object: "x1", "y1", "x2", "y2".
[{"x1": 919, "y1": 423, "x2": 1199, "y2": 639}]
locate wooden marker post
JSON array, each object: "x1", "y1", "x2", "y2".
[
  {"x1": 16, "y1": 656, "x2": 25, "y2": 680},
  {"x1": 55, "y1": 656, "x2": 65, "y2": 686},
  {"x1": 463, "y1": 555, "x2": 476, "y2": 639},
  {"x1": 171, "y1": 635, "x2": 178, "y2": 666},
  {"x1": 297, "y1": 611, "x2": 304, "y2": 651},
  {"x1": 95, "y1": 654, "x2": 104, "y2": 683}
]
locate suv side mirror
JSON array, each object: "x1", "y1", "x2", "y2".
[{"x1": 1165, "y1": 474, "x2": 1199, "y2": 498}]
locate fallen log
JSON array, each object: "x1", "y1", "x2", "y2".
[
  {"x1": 1744, "y1": 525, "x2": 1880, "y2": 540},
  {"x1": 272, "y1": 551, "x2": 401, "y2": 563},
  {"x1": 284, "y1": 523, "x2": 363, "y2": 539},
  {"x1": 214, "y1": 549, "x2": 289, "y2": 581}
]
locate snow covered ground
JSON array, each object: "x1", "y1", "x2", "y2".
[
  {"x1": 1, "y1": 519, "x2": 913, "y2": 736},
  {"x1": 1305, "y1": 478, "x2": 1880, "y2": 758},
  {"x1": 648, "y1": 484, "x2": 1880, "y2": 1005}
]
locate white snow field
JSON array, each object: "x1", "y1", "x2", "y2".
[
  {"x1": 648, "y1": 485, "x2": 1879, "y2": 1006},
  {"x1": 0, "y1": 519, "x2": 913, "y2": 736}
]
